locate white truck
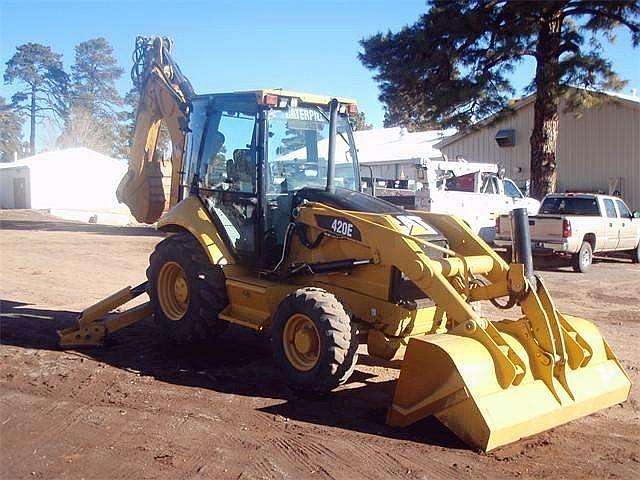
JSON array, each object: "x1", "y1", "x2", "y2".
[
  {"x1": 369, "y1": 160, "x2": 540, "y2": 243},
  {"x1": 495, "y1": 193, "x2": 640, "y2": 272}
]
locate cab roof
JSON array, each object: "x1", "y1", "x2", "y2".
[{"x1": 200, "y1": 89, "x2": 357, "y2": 106}]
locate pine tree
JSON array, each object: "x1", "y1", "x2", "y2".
[
  {"x1": 360, "y1": 1, "x2": 639, "y2": 198},
  {"x1": 71, "y1": 37, "x2": 123, "y2": 116},
  {"x1": 352, "y1": 111, "x2": 373, "y2": 131},
  {"x1": 3, "y1": 43, "x2": 69, "y2": 154},
  {"x1": 60, "y1": 38, "x2": 124, "y2": 156}
]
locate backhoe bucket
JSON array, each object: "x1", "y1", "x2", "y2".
[{"x1": 387, "y1": 315, "x2": 630, "y2": 452}]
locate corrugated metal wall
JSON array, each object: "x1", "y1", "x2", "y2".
[{"x1": 440, "y1": 98, "x2": 640, "y2": 210}]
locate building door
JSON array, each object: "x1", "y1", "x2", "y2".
[{"x1": 13, "y1": 177, "x2": 27, "y2": 209}]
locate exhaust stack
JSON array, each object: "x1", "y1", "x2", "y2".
[
  {"x1": 326, "y1": 98, "x2": 339, "y2": 193},
  {"x1": 511, "y1": 207, "x2": 536, "y2": 288}
]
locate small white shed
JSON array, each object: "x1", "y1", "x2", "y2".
[{"x1": 0, "y1": 147, "x2": 130, "y2": 224}]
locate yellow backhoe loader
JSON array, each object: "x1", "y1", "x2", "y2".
[{"x1": 59, "y1": 36, "x2": 630, "y2": 452}]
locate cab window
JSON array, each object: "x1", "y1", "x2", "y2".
[
  {"x1": 445, "y1": 172, "x2": 476, "y2": 192},
  {"x1": 195, "y1": 108, "x2": 259, "y2": 256},
  {"x1": 615, "y1": 199, "x2": 632, "y2": 219},
  {"x1": 481, "y1": 175, "x2": 499, "y2": 194},
  {"x1": 200, "y1": 111, "x2": 257, "y2": 193},
  {"x1": 504, "y1": 179, "x2": 523, "y2": 198},
  {"x1": 603, "y1": 198, "x2": 618, "y2": 218}
]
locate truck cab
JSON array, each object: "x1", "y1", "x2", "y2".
[{"x1": 387, "y1": 160, "x2": 540, "y2": 243}]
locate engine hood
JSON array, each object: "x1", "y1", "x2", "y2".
[{"x1": 294, "y1": 188, "x2": 403, "y2": 214}]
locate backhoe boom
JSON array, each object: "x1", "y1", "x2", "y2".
[{"x1": 116, "y1": 36, "x2": 194, "y2": 224}]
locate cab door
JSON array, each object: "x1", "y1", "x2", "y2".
[
  {"x1": 615, "y1": 199, "x2": 636, "y2": 250},
  {"x1": 192, "y1": 103, "x2": 261, "y2": 264},
  {"x1": 479, "y1": 174, "x2": 503, "y2": 242},
  {"x1": 602, "y1": 198, "x2": 620, "y2": 251},
  {"x1": 503, "y1": 178, "x2": 529, "y2": 210}
]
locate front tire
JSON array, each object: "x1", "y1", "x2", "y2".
[
  {"x1": 147, "y1": 232, "x2": 228, "y2": 343},
  {"x1": 271, "y1": 288, "x2": 358, "y2": 392},
  {"x1": 572, "y1": 241, "x2": 593, "y2": 273}
]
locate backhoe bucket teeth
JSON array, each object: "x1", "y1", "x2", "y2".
[{"x1": 387, "y1": 318, "x2": 630, "y2": 452}]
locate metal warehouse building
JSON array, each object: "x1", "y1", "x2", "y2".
[{"x1": 435, "y1": 90, "x2": 640, "y2": 210}]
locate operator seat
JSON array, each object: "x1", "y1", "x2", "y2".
[{"x1": 225, "y1": 149, "x2": 255, "y2": 192}]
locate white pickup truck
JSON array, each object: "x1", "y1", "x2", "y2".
[
  {"x1": 369, "y1": 160, "x2": 540, "y2": 243},
  {"x1": 495, "y1": 193, "x2": 640, "y2": 272}
]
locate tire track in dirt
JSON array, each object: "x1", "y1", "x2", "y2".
[
  {"x1": 238, "y1": 433, "x2": 340, "y2": 480},
  {"x1": 0, "y1": 391, "x2": 129, "y2": 479},
  {"x1": 237, "y1": 427, "x2": 459, "y2": 480}
]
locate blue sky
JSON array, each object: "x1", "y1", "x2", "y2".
[{"x1": 1, "y1": 0, "x2": 639, "y2": 140}]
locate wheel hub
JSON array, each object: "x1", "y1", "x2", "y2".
[
  {"x1": 283, "y1": 314, "x2": 320, "y2": 371},
  {"x1": 174, "y1": 277, "x2": 189, "y2": 304},
  {"x1": 294, "y1": 326, "x2": 315, "y2": 354},
  {"x1": 157, "y1": 261, "x2": 190, "y2": 321}
]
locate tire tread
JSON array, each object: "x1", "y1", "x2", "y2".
[
  {"x1": 147, "y1": 233, "x2": 228, "y2": 343},
  {"x1": 271, "y1": 287, "x2": 358, "y2": 392}
]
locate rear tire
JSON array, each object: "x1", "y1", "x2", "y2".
[
  {"x1": 572, "y1": 241, "x2": 593, "y2": 273},
  {"x1": 147, "y1": 232, "x2": 228, "y2": 343},
  {"x1": 631, "y1": 242, "x2": 640, "y2": 264},
  {"x1": 271, "y1": 288, "x2": 358, "y2": 393}
]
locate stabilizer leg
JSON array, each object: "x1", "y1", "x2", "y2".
[{"x1": 58, "y1": 282, "x2": 151, "y2": 347}]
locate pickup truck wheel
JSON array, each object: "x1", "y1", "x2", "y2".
[
  {"x1": 631, "y1": 242, "x2": 640, "y2": 264},
  {"x1": 572, "y1": 241, "x2": 593, "y2": 273}
]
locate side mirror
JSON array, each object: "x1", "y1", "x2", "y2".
[{"x1": 633, "y1": 211, "x2": 640, "y2": 219}]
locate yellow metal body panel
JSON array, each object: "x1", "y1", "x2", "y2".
[
  {"x1": 157, "y1": 196, "x2": 233, "y2": 266},
  {"x1": 215, "y1": 264, "x2": 297, "y2": 330}
]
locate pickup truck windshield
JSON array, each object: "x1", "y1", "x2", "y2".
[{"x1": 540, "y1": 197, "x2": 600, "y2": 216}]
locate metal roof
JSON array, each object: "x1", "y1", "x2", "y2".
[{"x1": 435, "y1": 87, "x2": 640, "y2": 149}]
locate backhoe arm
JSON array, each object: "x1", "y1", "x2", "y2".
[{"x1": 116, "y1": 36, "x2": 195, "y2": 224}]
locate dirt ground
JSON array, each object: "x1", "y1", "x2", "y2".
[{"x1": 1, "y1": 209, "x2": 638, "y2": 480}]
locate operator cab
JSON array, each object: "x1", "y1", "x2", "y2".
[{"x1": 182, "y1": 90, "x2": 365, "y2": 267}]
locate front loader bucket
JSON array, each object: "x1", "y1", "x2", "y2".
[{"x1": 387, "y1": 316, "x2": 630, "y2": 452}]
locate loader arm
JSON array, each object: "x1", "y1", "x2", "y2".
[
  {"x1": 116, "y1": 36, "x2": 195, "y2": 224},
  {"x1": 293, "y1": 201, "x2": 630, "y2": 451}
]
